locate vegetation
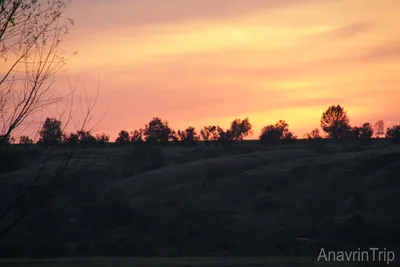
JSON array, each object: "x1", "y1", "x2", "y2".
[
  {"x1": 0, "y1": 2, "x2": 399, "y2": 262},
  {"x1": 0, "y1": 0, "x2": 74, "y2": 146},
  {"x1": 386, "y1": 125, "x2": 400, "y2": 143},
  {"x1": 38, "y1": 118, "x2": 63, "y2": 147},
  {"x1": 1, "y1": 132, "x2": 399, "y2": 259},
  {"x1": 320, "y1": 105, "x2": 351, "y2": 141},
  {"x1": 259, "y1": 120, "x2": 296, "y2": 145},
  {"x1": 374, "y1": 120, "x2": 385, "y2": 138},
  {"x1": 4, "y1": 103, "x2": 400, "y2": 149}
]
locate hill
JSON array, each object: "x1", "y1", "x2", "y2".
[{"x1": 0, "y1": 142, "x2": 399, "y2": 261}]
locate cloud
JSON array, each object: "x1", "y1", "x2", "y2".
[
  {"x1": 57, "y1": 0, "x2": 400, "y2": 138},
  {"x1": 218, "y1": 41, "x2": 400, "y2": 80},
  {"x1": 325, "y1": 22, "x2": 375, "y2": 39},
  {"x1": 70, "y1": 0, "x2": 321, "y2": 31},
  {"x1": 301, "y1": 21, "x2": 375, "y2": 41}
]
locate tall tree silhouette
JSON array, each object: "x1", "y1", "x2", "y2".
[
  {"x1": 359, "y1": 123, "x2": 374, "y2": 140},
  {"x1": 216, "y1": 126, "x2": 234, "y2": 145},
  {"x1": 200, "y1": 125, "x2": 218, "y2": 145},
  {"x1": 115, "y1": 130, "x2": 131, "y2": 145},
  {"x1": 229, "y1": 118, "x2": 253, "y2": 142},
  {"x1": 38, "y1": 118, "x2": 63, "y2": 147},
  {"x1": 373, "y1": 120, "x2": 385, "y2": 138},
  {"x1": 0, "y1": 81, "x2": 100, "y2": 239},
  {"x1": 321, "y1": 105, "x2": 351, "y2": 141},
  {"x1": 130, "y1": 128, "x2": 144, "y2": 144},
  {"x1": 143, "y1": 117, "x2": 172, "y2": 145},
  {"x1": 0, "y1": 0, "x2": 74, "y2": 146},
  {"x1": 305, "y1": 128, "x2": 322, "y2": 140},
  {"x1": 177, "y1": 126, "x2": 199, "y2": 146}
]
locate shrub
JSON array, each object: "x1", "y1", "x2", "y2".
[
  {"x1": 260, "y1": 120, "x2": 296, "y2": 146},
  {"x1": 386, "y1": 125, "x2": 400, "y2": 144},
  {"x1": 259, "y1": 126, "x2": 281, "y2": 145}
]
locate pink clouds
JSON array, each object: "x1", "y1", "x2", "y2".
[{"x1": 35, "y1": 0, "x2": 400, "y2": 141}]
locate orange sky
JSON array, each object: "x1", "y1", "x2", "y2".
[{"x1": 23, "y1": 0, "x2": 400, "y2": 139}]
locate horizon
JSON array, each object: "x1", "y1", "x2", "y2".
[{"x1": 7, "y1": 0, "x2": 400, "y2": 141}]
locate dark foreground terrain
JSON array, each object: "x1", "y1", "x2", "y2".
[
  {"x1": 0, "y1": 141, "x2": 399, "y2": 266},
  {"x1": 0, "y1": 257, "x2": 359, "y2": 267}
]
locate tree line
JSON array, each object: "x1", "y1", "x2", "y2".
[{"x1": 2, "y1": 105, "x2": 400, "y2": 148}]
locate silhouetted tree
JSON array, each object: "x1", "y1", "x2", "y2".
[
  {"x1": 305, "y1": 128, "x2": 322, "y2": 140},
  {"x1": 321, "y1": 105, "x2": 351, "y2": 141},
  {"x1": 260, "y1": 125, "x2": 281, "y2": 145},
  {"x1": 169, "y1": 129, "x2": 179, "y2": 145},
  {"x1": 346, "y1": 126, "x2": 361, "y2": 141},
  {"x1": 216, "y1": 126, "x2": 234, "y2": 146},
  {"x1": 373, "y1": 120, "x2": 385, "y2": 138},
  {"x1": 130, "y1": 128, "x2": 144, "y2": 144},
  {"x1": 95, "y1": 133, "x2": 109, "y2": 146},
  {"x1": 62, "y1": 132, "x2": 79, "y2": 147},
  {"x1": 19, "y1": 135, "x2": 33, "y2": 150},
  {"x1": 229, "y1": 118, "x2": 253, "y2": 143},
  {"x1": 38, "y1": 118, "x2": 63, "y2": 147},
  {"x1": 346, "y1": 123, "x2": 374, "y2": 144},
  {"x1": 175, "y1": 129, "x2": 185, "y2": 146},
  {"x1": 260, "y1": 120, "x2": 295, "y2": 145},
  {"x1": 143, "y1": 117, "x2": 172, "y2": 145},
  {"x1": 282, "y1": 131, "x2": 297, "y2": 145},
  {"x1": 275, "y1": 120, "x2": 289, "y2": 136},
  {"x1": 77, "y1": 130, "x2": 97, "y2": 148},
  {"x1": 0, "y1": 76, "x2": 100, "y2": 239},
  {"x1": 0, "y1": 0, "x2": 73, "y2": 147},
  {"x1": 359, "y1": 123, "x2": 374, "y2": 144},
  {"x1": 177, "y1": 126, "x2": 199, "y2": 146},
  {"x1": 200, "y1": 125, "x2": 218, "y2": 146},
  {"x1": 386, "y1": 125, "x2": 400, "y2": 143},
  {"x1": 115, "y1": 130, "x2": 131, "y2": 145}
]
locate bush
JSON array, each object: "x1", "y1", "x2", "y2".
[
  {"x1": 386, "y1": 125, "x2": 400, "y2": 144},
  {"x1": 259, "y1": 126, "x2": 281, "y2": 146}
]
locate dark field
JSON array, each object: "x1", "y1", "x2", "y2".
[
  {"x1": 0, "y1": 140, "x2": 399, "y2": 266},
  {"x1": 0, "y1": 257, "x2": 355, "y2": 267}
]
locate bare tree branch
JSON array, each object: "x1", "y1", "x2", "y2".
[{"x1": 0, "y1": 0, "x2": 73, "y2": 146}]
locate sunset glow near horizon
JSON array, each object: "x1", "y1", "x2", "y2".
[{"x1": 42, "y1": 0, "x2": 400, "y2": 140}]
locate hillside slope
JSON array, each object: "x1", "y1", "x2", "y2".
[{"x1": 0, "y1": 144, "x2": 399, "y2": 257}]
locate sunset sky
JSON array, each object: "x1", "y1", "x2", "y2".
[{"x1": 48, "y1": 0, "x2": 400, "y2": 139}]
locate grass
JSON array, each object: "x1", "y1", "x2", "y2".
[{"x1": 0, "y1": 141, "x2": 399, "y2": 262}]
